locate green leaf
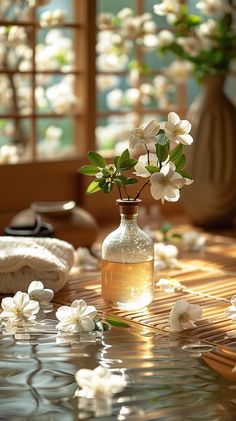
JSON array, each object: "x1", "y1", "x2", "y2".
[
  {"x1": 170, "y1": 144, "x2": 183, "y2": 161},
  {"x1": 171, "y1": 233, "x2": 182, "y2": 240},
  {"x1": 156, "y1": 143, "x2": 169, "y2": 163},
  {"x1": 175, "y1": 153, "x2": 186, "y2": 171},
  {"x1": 145, "y1": 165, "x2": 159, "y2": 174},
  {"x1": 178, "y1": 169, "x2": 193, "y2": 179},
  {"x1": 160, "y1": 223, "x2": 172, "y2": 234},
  {"x1": 126, "y1": 177, "x2": 138, "y2": 185},
  {"x1": 105, "y1": 316, "x2": 130, "y2": 328},
  {"x1": 156, "y1": 133, "x2": 168, "y2": 145},
  {"x1": 79, "y1": 165, "x2": 100, "y2": 176},
  {"x1": 119, "y1": 159, "x2": 138, "y2": 171},
  {"x1": 114, "y1": 175, "x2": 127, "y2": 185},
  {"x1": 117, "y1": 149, "x2": 130, "y2": 168},
  {"x1": 114, "y1": 156, "x2": 119, "y2": 168},
  {"x1": 88, "y1": 151, "x2": 106, "y2": 168},
  {"x1": 86, "y1": 180, "x2": 101, "y2": 195}
]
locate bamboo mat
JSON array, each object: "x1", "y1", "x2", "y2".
[{"x1": 54, "y1": 230, "x2": 236, "y2": 380}]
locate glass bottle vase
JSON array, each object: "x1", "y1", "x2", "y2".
[{"x1": 101, "y1": 199, "x2": 154, "y2": 311}]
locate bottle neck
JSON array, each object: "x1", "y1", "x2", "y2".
[{"x1": 120, "y1": 214, "x2": 138, "y2": 225}]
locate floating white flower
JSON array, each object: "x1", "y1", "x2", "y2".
[
  {"x1": 134, "y1": 153, "x2": 159, "y2": 178},
  {"x1": 56, "y1": 299, "x2": 97, "y2": 333},
  {"x1": 74, "y1": 247, "x2": 99, "y2": 270},
  {"x1": 225, "y1": 295, "x2": 236, "y2": 322},
  {"x1": 129, "y1": 120, "x2": 160, "y2": 149},
  {"x1": 28, "y1": 281, "x2": 54, "y2": 305},
  {"x1": 181, "y1": 231, "x2": 206, "y2": 251},
  {"x1": 196, "y1": 0, "x2": 232, "y2": 15},
  {"x1": 169, "y1": 299, "x2": 202, "y2": 332},
  {"x1": 164, "y1": 112, "x2": 193, "y2": 145},
  {"x1": 150, "y1": 163, "x2": 186, "y2": 204},
  {"x1": 75, "y1": 365, "x2": 126, "y2": 399},
  {"x1": 0, "y1": 291, "x2": 39, "y2": 322},
  {"x1": 157, "y1": 277, "x2": 183, "y2": 293},
  {"x1": 153, "y1": 0, "x2": 181, "y2": 16},
  {"x1": 154, "y1": 242, "x2": 179, "y2": 270}
]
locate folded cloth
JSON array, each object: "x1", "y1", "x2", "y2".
[{"x1": 0, "y1": 236, "x2": 75, "y2": 294}]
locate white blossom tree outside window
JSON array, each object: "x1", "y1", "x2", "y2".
[
  {"x1": 96, "y1": 0, "x2": 236, "y2": 154},
  {"x1": 0, "y1": 0, "x2": 81, "y2": 164}
]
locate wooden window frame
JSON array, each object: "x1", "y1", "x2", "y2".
[{"x1": 0, "y1": 0, "x2": 97, "y2": 229}]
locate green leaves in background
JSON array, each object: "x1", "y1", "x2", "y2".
[
  {"x1": 79, "y1": 165, "x2": 100, "y2": 175},
  {"x1": 170, "y1": 144, "x2": 187, "y2": 171}
]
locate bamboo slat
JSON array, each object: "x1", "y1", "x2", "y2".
[{"x1": 54, "y1": 231, "x2": 236, "y2": 379}]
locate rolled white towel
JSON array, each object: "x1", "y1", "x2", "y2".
[{"x1": 0, "y1": 237, "x2": 74, "y2": 294}]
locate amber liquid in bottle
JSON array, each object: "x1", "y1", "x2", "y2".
[{"x1": 102, "y1": 259, "x2": 154, "y2": 311}]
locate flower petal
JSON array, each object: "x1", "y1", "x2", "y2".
[
  {"x1": 171, "y1": 299, "x2": 189, "y2": 316},
  {"x1": 188, "y1": 304, "x2": 202, "y2": 321},
  {"x1": 178, "y1": 134, "x2": 193, "y2": 145},
  {"x1": 28, "y1": 281, "x2": 44, "y2": 294},
  {"x1": 168, "y1": 112, "x2": 180, "y2": 125},
  {"x1": 145, "y1": 120, "x2": 160, "y2": 136},
  {"x1": 179, "y1": 119, "x2": 191, "y2": 133}
]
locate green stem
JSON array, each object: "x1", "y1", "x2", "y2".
[
  {"x1": 117, "y1": 184, "x2": 122, "y2": 200},
  {"x1": 145, "y1": 145, "x2": 150, "y2": 165},
  {"x1": 123, "y1": 184, "x2": 131, "y2": 200},
  {"x1": 133, "y1": 177, "x2": 151, "y2": 200}
]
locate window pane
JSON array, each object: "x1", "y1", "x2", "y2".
[
  {"x1": 37, "y1": 117, "x2": 75, "y2": 160},
  {"x1": 0, "y1": 26, "x2": 32, "y2": 71},
  {"x1": 0, "y1": 1, "x2": 32, "y2": 21},
  {"x1": 0, "y1": 118, "x2": 31, "y2": 164},
  {"x1": 36, "y1": 28, "x2": 76, "y2": 72},
  {"x1": 37, "y1": 0, "x2": 74, "y2": 23},
  {"x1": 0, "y1": 74, "x2": 32, "y2": 115},
  {"x1": 36, "y1": 74, "x2": 79, "y2": 114}
]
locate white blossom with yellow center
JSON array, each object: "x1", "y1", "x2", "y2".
[
  {"x1": 169, "y1": 299, "x2": 202, "y2": 332},
  {"x1": 164, "y1": 112, "x2": 193, "y2": 145},
  {"x1": 129, "y1": 120, "x2": 160, "y2": 149},
  {"x1": 0, "y1": 291, "x2": 39, "y2": 322}
]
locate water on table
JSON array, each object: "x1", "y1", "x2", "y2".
[{"x1": 0, "y1": 318, "x2": 235, "y2": 421}]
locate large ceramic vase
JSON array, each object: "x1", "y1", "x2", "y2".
[{"x1": 182, "y1": 75, "x2": 236, "y2": 228}]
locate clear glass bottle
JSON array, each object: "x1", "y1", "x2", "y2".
[{"x1": 101, "y1": 199, "x2": 154, "y2": 311}]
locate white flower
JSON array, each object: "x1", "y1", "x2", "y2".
[
  {"x1": 0, "y1": 291, "x2": 39, "y2": 322},
  {"x1": 164, "y1": 112, "x2": 193, "y2": 145},
  {"x1": 177, "y1": 36, "x2": 203, "y2": 57},
  {"x1": 150, "y1": 163, "x2": 186, "y2": 204},
  {"x1": 129, "y1": 120, "x2": 160, "y2": 149},
  {"x1": 154, "y1": 242, "x2": 179, "y2": 270},
  {"x1": 117, "y1": 8, "x2": 133, "y2": 20},
  {"x1": 28, "y1": 281, "x2": 54, "y2": 305},
  {"x1": 74, "y1": 247, "x2": 99, "y2": 270},
  {"x1": 56, "y1": 299, "x2": 97, "y2": 333},
  {"x1": 156, "y1": 30, "x2": 174, "y2": 47},
  {"x1": 40, "y1": 9, "x2": 67, "y2": 27},
  {"x1": 169, "y1": 299, "x2": 202, "y2": 332},
  {"x1": 134, "y1": 153, "x2": 159, "y2": 178},
  {"x1": 225, "y1": 295, "x2": 236, "y2": 321},
  {"x1": 196, "y1": 0, "x2": 232, "y2": 15},
  {"x1": 198, "y1": 19, "x2": 217, "y2": 38},
  {"x1": 165, "y1": 60, "x2": 193, "y2": 83},
  {"x1": 0, "y1": 145, "x2": 19, "y2": 164},
  {"x1": 181, "y1": 231, "x2": 206, "y2": 251},
  {"x1": 153, "y1": 0, "x2": 181, "y2": 16},
  {"x1": 106, "y1": 88, "x2": 123, "y2": 110},
  {"x1": 157, "y1": 277, "x2": 183, "y2": 292},
  {"x1": 75, "y1": 365, "x2": 126, "y2": 399}
]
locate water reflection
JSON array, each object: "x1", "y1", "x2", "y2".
[{"x1": 0, "y1": 321, "x2": 235, "y2": 420}]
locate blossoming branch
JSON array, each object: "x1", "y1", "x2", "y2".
[{"x1": 79, "y1": 112, "x2": 193, "y2": 204}]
